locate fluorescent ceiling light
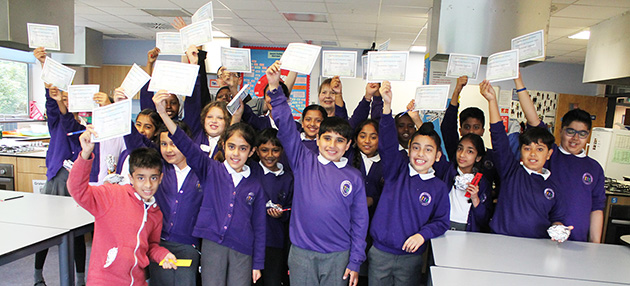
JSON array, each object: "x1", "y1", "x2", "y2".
[
  {"x1": 410, "y1": 45, "x2": 427, "y2": 53},
  {"x1": 568, "y1": 30, "x2": 590, "y2": 40},
  {"x1": 282, "y1": 12, "x2": 328, "y2": 23},
  {"x1": 141, "y1": 9, "x2": 191, "y2": 17},
  {"x1": 214, "y1": 30, "x2": 229, "y2": 38}
]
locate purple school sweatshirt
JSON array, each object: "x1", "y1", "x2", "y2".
[
  {"x1": 269, "y1": 87, "x2": 369, "y2": 272},
  {"x1": 252, "y1": 162, "x2": 294, "y2": 249},
  {"x1": 44, "y1": 90, "x2": 78, "y2": 180}
]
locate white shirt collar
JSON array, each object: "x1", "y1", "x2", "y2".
[
  {"x1": 520, "y1": 162, "x2": 551, "y2": 180},
  {"x1": 223, "y1": 161, "x2": 251, "y2": 187},
  {"x1": 269, "y1": 116, "x2": 278, "y2": 130},
  {"x1": 558, "y1": 145, "x2": 586, "y2": 158},
  {"x1": 259, "y1": 161, "x2": 284, "y2": 176},
  {"x1": 398, "y1": 144, "x2": 406, "y2": 151},
  {"x1": 361, "y1": 152, "x2": 380, "y2": 175},
  {"x1": 174, "y1": 164, "x2": 191, "y2": 191},
  {"x1": 301, "y1": 132, "x2": 316, "y2": 141},
  {"x1": 133, "y1": 192, "x2": 157, "y2": 206},
  {"x1": 408, "y1": 164, "x2": 435, "y2": 180},
  {"x1": 456, "y1": 167, "x2": 464, "y2": 176},
  {"x1": 317, "y1": 154, "x2": 348, "y2": 168}
]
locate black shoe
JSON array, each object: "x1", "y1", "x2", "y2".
[{"x1": 34, "y1": 281, "x2": 47, "y2": 286}]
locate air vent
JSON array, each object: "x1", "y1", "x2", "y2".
[
  {"x1": 305, "y1": 40, "x2": 338, "y2": 47},
  {"x1": 141, "y1": 9, "x2": 191, "y2": 17},
  {"x1": 282, "y1": 12, "x2": 328, "y2": 23},
  {"x1": 103, "y1": 34, "x2": 137, "y2": 39},
  {"x1": 136, "y1": 22, "x2": 176, "y2": 31}
]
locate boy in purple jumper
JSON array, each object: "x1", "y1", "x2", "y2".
[
  {"x1": 267, "y1": 61, "x2": 369, "y2": 286},
  {"x1": 480, "y1": 80, "x2": 572, "y2": 239}
]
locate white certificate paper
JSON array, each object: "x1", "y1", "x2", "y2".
[
  {"x1": 367, "y1": 51, "x2": 408, "y2": 82},
  {"x1": 227, "y1": 84, "x2": 250, "y2": 115},
  {"x1": 41, "y1": 57, "x2": 76, "y2": 91},
  {"x1": 511, "y1": 30, "x2": 545, "y2": 63},
  {"x1": 446, "y1": 53, "x2": 482, "y2": 80},
  {"x1": 279, "y1": 43, "x2": 322, "y2": 75},
  {"x1": 68, "y1": 84, "x2": 100, "y2": 112},
  {"x1": 322, "y1": 51, "x2": 357, "y2": 78},
  {"x1": 414, "y1": 85, "x2": 451, "y2": 111},
  {"x1": 148, "y1": 60, "x2": 200, "y2": 97},
  {"x1": 156, "y1": 32, "x2": 184, "y2": 55},
  {"x1": 378, "y1": 39, "x2": 390, "y2": 51},
  {"x1": 120, "y1": 64, "x2": 151, "y2": 98},
  {"x1": 27, "y1": 23, "x2": 60, "y2": 51},
  {"x1": 92, "y1": 100, "x2": 132, "y2": 142},
  {"x1": 221, "y1": 47, "x2": 252, "y2": 73},
  {"x1": 486, "y1": 50, "x2": 519, "y2": 83},
  {"x1": 361, "y1": 55, "x2": 368, "y2": 80},
  {"x1": 192, "y1": 1, "x2": 214, "y2": 23},
  {"x1": 180, "y1": 19, "x2": 213, "y2": 50}
]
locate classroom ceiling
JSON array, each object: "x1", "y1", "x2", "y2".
[{"x1": 74, "y1": 0, "x2": 630, "y2": 65}]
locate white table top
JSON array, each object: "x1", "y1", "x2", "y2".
[
  {"x1": 0, "y1": 222, "x2": 66, "y2": 256},
  {"x1": 0, "y1": 191, "x2": 94, "y2": 230},
  {"x1": 430, "y1": 267, "x2": 623, "y2": 286},
  {"x1": 431, "y1": 231, "x2": 630, "y2": 284}
]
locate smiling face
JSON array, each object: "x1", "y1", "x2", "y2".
[
  {"x1": 317, "y1": 131, "x2": 351, "y2": 162},
  {"x1": 215, "y1": 88, "x2": 232, "y2": 102},
  {"x1": 396, "y1": 116, "x2": 415, "y2": 148},
  {"x1": 456, "y1": 138, "x2": 481, "y2": 173},
  {"x1": 160, "y1": 132, "x2": 186, "y2": 169},
  {"x1": 135, "y1": 114, "x2": 156, "y2": 139},
  {"x1": 520, "y1": 140, "x2": 553, "y2": 173},
  {"x1": 224, "y1": 133, "x2": 255, "y2": 172},
  {"x1": 204, "y1": 106, "x2": 227, "y2": 137},
  {"x1": 302, "y1": 110, "x2": 324, "y2": 140},
  {"x1": 561, "y1": 121, "x2": 589, "y2": 155},
  {"x1": 257, "y1": 141, "x2": 282, "y2": 171},
  {"x1": 357, "y1": 123, "x2": 378, "y2": 158},
  {"x1": 408, "y1": 134, "x2": 441, "y2": 174},
  {"x1": 318, "y1": 83, "x2": 335, "y2": 110},
  {"x1": 129, "y1": 167, "x2": 163, "y2": 202},
  {"x1": 164, "y1": 94, "x2": 180, "y2": 118},
  {"x1": 460, "y1": 117, "x2": 484, "y2": 136}
]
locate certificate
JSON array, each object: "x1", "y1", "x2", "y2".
[
  {"x1": 41, "y1": 57, "x2": 76, "y2": 91},
  {"x1": 322, "y1": 51, "x2": 357, "y2": 78},
  {"x1": 180, "y1": 19, "x2": 213, "y2": 50},
  {"x1": 192, "y1": 1, "x2": 214, "y2": 23},
  {"x1": 511, "y1": 30, "x2": 545, "y2": 63},
  {"x1": 221, "y1": 47, "x2": 252, "y2": 73},
  {"x1": 226, "y1": 84, "x2": 250, "y2": 115},
  {"x1": 27, "y1": 23, "x2": 60, "y2": 51},
  {"x1": 279, "y1": 43, "x2": 322, "y2": 75},
  {"x1": 68, "y1": 84, "x2": 100, "y2": 112},
  {"x1": 446, "y1": 53, "x2": 482, "y2": 80},
  {"x1": 486, "y1": 50, "x2": 519, "y2": 83},
  {"x1": 148, "y1": 60, "x2": 200, "y2": 97},
  {"x1": 414, "y1": 85, "x2": 451, "y2": 111},
  {"x1": 156, "y1": 32, "x2": 184, "y2": 55},
  {"x1": 361, "y1": 55, "x2": 368, "y2": 80},
  {"x1": 366, "y1": 51, "x2": 408, "y2": 82},
  {"x1": 120, "y1": 64, "x2": 151, "y2": 98},
  {"x1": 92, "y1": 99, "x2": 132, "y2": 142},
  {"x1": 378, "y1": 39, "x2": 390, "y2": 51}
]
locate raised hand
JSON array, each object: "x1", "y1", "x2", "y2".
[
  {"x1": 266, "y1": 60, "x2": 282, "y2": 91},
  {"x1": 171, "y1": 17, "x2": 187, "y2": 31},
  {"x1": 456, "y1": 75, "x2": 468, "y2": 89},
  {"x1": 153, "y1": 90, "x2": 171, "y2": 116},
  {"x1": 113, "y1": 87, "x2": 128, "y2": 103},
  {"x1": 331, "y1": 76, "x2": 342, "y2": 94},
  {"x1": 33, "y1": 47, "x2": 46, "y2": 66},
  {"x1": 365, "y1": 82, "x2": 380, "y2": 101},
  {"x1": 185, "y1": 45, "x2": 198, "y2": 65},
  {"x1": 379, "y1": 81, "x2": 392, "y2": 105},
  {"x1": 79, "y1": 125, "x2": 97, "y2": 159},
  {"x1": 93, "y1": 92, "x2": 112, "y2": 107},
  {"x1": 479, "y1": 80, "x2": 497, "y2": 102},
  {"x1": 147, "y1": 47, "x2": 160, "y2": 65}
]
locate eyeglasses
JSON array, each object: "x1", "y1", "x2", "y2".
[{"x1": 564, "y1": 127, "x2": 589, "y2": 139}]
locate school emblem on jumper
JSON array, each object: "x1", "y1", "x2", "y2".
[
  {"x1": 419, "y1": 192, "x2": 432, "y2": 206},
  {"x1": 340, "y1": 180, "x2": 353, "y2": 197},
  {"x1": 246, "y1": 192, "x2": 256, "y2": 205},
  {"x1": 582, "y1": 173, "x2": 593, "y2": 185},
  {"x1": 543, "y1": 188, "x2": 555, "y2": 200},
  {"x1": 483, "y1": 159, "x2": 494, "y2": 170},
  {"x1": 479, "y1": 193, "x2": 487, "y2": 203}
]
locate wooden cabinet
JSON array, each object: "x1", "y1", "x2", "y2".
[
  {"x1": 0, "y1": 156, "x2": 16, "y2": 165},
  {"x1": 0, "y1": 156, "x2": 48, "y2": 193}
]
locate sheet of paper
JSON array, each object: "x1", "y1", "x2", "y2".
[
  {"x1": 498, "y1": 90, "x2": 512, "y2": 109},
  {"x1": 279, "y1": 43, "x2": 322, "y2": 75},
  {"x1": 92, "y1": 99, "x2": 132, "y2": 142},
  {"x1": 446, "y1": 53, "x2": 482, "y2": 80},
  {"x1": 41, "y1": 57, "x2": 76, "y2": 91},
  {"x1": 180, "y1": 19, "x2": 213, "y2": 50},
  {"x1": 511, "y1": 29, "x2": 545, "y2": 63},
  {"x1": 156, "y1": 32, "x2": 184, "y2": 55},
  {"x1": 148, "y1": 60, "x2": 200, "y2": 97},
  {"x1": 120, "y1": 64, "x2": 151, "y2": 98},
  {"x1": 361, "y1": 55, "x2": 368, "y2": 80},
  {"x1": 68, "y1": 84, "x2": 100, "y2": 112},
  {"x1": 414, "y1": 85, "x2": 451, "y2": 111},
  {"x1": 27, "y1": 23, "x2": 60, "y2": 51},
  {"x1": 378, "y1": 39, "x2": 390, "y2": 51},
  {"x1": 486, "y1": 49, "x2": 519, "y2": 83},
  {"x1": 227, "y1": 84, "x2": 250, "y2": 114},
  {"x1": 366, "y1": 51, "x2": 408, "y2": 82},
  {"x1": 321, "y1": 51, "x2": 357, "y2": 78},
  {"x1": 220, "y1": 47, "x2": 252, "y2": 73},
  {"x1": 192, "y1": 1, "x2": 214, "y2": 23}
]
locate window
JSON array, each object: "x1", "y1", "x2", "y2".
[{"x1": 0, "y1": 59, "x2": 29, "y2": 116}]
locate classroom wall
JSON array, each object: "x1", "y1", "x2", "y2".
[{"x1": 103, "y1": 39, "x2": 180, "y2": 65}]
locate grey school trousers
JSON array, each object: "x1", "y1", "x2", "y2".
[
  {"x1": 148, "y1": 240, "x2": 200, "y2": 286},
  {"x1": 200, "y1": 239, "x2": 252, "y2": 286},
  {"x1": 368, "y1": 246, "x2": 423, "y2": 286},
  {"x1": 288, "y1": 245, "x2": 349, "y2": 286}
]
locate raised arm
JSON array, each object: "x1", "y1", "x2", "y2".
[
  {"x1": 442, "y1": 76, "x2": 467, "y2": 162},
  {"x1": 378, "y1": 81, "x2": 407, "y2": 181},
  {"x1": 182, "y1": 45, "x2": 204, "y2": 137},
  {"x1": 145, "y1": 47, "x2": 160, "y2": 76},
  {"x1": 284, "y1": 71, "x2": 297, "y2": 94},
  {"x1": 514, "y1": 72, "x2": 540, "y2": 126}
]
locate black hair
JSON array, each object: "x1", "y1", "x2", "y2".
[
  {"x1": 302, "y1": 104, "x2": 328, "y2": 121},
  {"x1": 411, "y1": 122, "x2": 442, "y2": 151},
  {"x1": 352, "y1": 119, "x2": 379, "y2": 169},
  {"x1": 129, "y1": 147, "x2": 163, "y2": 175},
  {"x1": 256, "y1": 128, "x2": 283, "y2": 149},
  {"x1": 200, "y1": 101, "x2": 232, "y2": 136},
  {"x1": 458, "y1": 133, "x2": 486, "y2": 171},
  {"x1": 519, "y1": 126, "x2": 555, "y2": 149},
  {"x1": 215, "y1": 86, "x2": 231, "y2": 100},
  {"x1": 136, "y1": 109, "x2": 163, "y2": 140},
  {"x1": 214, "y1": 122, "x2": 257, "y2": 162},
  {"x1": 318, "y1": 116, "x2": 353, "y2": 141},
  {"x1": 561, "y1": 108, "x2": 592, "y2": 130},
  {"x1": 156, "y1": 120, "x2": 192, "y2": 141},
  {"x1": 264, "y1": 81, "x2": 290, "y2": 99},
  {"x1": 460, "y1": 107, "x2": 485, "y2": 127},
  {"x1": 395, "y1": 112, "x2": 413, "y2": 126}
]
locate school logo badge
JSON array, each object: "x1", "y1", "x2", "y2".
[
  {"x1": 246, "y1": 192, "x2": 256, "y2": 205},
  {"x1": 479, "y1": 193, "x2": 487, "y2": 203},
  {"x1": 340, "y1": 180, "x2": 352, "y2": 197},
  {"x1": 543, "y1": 188, "x2": 555, "y2": 200},
  {"x1": 582, "y1": 172, "x2": 593, "y2": 185},
  {"x1": 419, "y1": 192, "x2": 432, "y2": 206}
]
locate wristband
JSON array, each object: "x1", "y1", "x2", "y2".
[{"x1": 516, "y1": 87, "x2": 527, "y2": 92}]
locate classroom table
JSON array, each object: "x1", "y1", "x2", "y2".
[
  {"x1": 431, "y1": 231, "x2": 630, "y2": 285},
  {"x1": 429, "y1": 266, "x2": 624, "y2": 286},
  {"x1": 0, "y1": 190, "x2": 94, "y2": 286}
]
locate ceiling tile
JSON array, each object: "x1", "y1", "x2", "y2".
[
  {"x1": 548, "y1": 27, "x2": 581, "y2": 37},
  {"x1": 75, "y1": 5, "x2": 107, "y2": 15},
  {"x1": 212, "y1": 17, "x2": 249, "y2": 26},
  {"x1": 379, "y1": 5, "x2": 430, "y2": 18},
  {"x1": 384, "y1": 0, "x2": 433, "y2": 7},
  {"x1": 324, "y1": 3, "x2": 379, "y2": 15},
  {"x1": 299, "y1": 34, "x2": 338, "y2": 41},
  {"x1": 287, "y1": 21, "x2": 333, "y2": 29},
  {"x1": 549, "y1": 16, "x2": 600, "y2": 28},
  {"x1": 120, "y1": 0, "x2": 180, "y2": 8},
  {"x1": 234, "y1": 10, "x2": 285, "y2": 20},
  {"x1": 293, "y1": 27, "x2": 336, "y2": 35},
  {"x1": 574, "y1": 0, "x2": 630, "y2": 8},
  {"x1": 549, "y1": 37, "x2": 589, "y2": 46},
  {"x1": 83, "y1": 13, "x2": 127, "y2": 22},
  {"x1": 244, "y1": 19, "x2": 290, "y2": 27},
  {"x1": 552, "y1": 4, "x2": 629, "y2": 19},
  {"x1": 336, "y1": 29, "x2": 375, "y2": 37},
  {"x1": 221, "y1": 0, "x2": 276, "y2": 11},
  {"x1": 377, "y1": 24, "x2": 426, "y2": 34},
  {"x1": 272, "y1": 1, "x2": 328, "y2": 13},
  {"x1": 551, "y1": 0, "x2": 579, "y2": 4},
  {"x1": 97, "y1": 7, "x2": 150, "y2": 16},
  {"x1": 329, "y1": 13, "x2": 378, "y2": 24},
  {"x1": 79, "y1": 0, "x2": 132, "y2": 7},
  {"x1": 331, "y1": 22, "x2": 377, "y2": 31},
  {"x1": 546, "y1": 42, "x2": 585, "y2": 51},
  {"x1": 256, "y1": 26, "x2": 296, "y2": 35},
  {"x1": 118, "y1": 15, "x2": 165, "y2": 23},
  {"x1": 378, "y1": 16, "x2": 427, "y2": 26}
]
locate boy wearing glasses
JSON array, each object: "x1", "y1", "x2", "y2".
[{"x1": 515, "y1": 74, "x2": 605, "y2": 242}]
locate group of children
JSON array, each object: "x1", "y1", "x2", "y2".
[{"x1": 34, "y1": 41, "x2": 605, "y2": 286}]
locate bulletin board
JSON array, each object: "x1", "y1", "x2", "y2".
[{"x1": 242, "y1": 46, "x2": 310, "y2": 119}]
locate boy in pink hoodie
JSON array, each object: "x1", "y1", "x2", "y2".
[{"x1": 67, "y1": 127, "x2": 177, "y2": 285}]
